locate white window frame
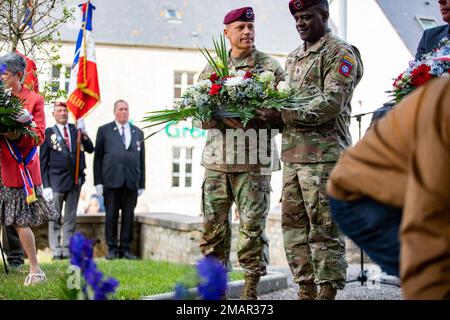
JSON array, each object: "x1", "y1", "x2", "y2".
[
  {"x1": 171, "y1": 146, "x2": 194, "y2": 189},
  {"x1": 173, "y1": 71, "x2": 196, "y2": 102},
  {"x1": 416, "y1": 16, "x2": 439, "y2": 30},
  {"x1": 164, "y1": 8, "x2": 182, "y2": 23},
  {"x1": 49, "y1": 65, "x2": 71, "y2": 93}
]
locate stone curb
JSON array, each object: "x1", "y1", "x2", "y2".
[{"x1": 141, "y1": 271, "x2": 288, "y2": 300}]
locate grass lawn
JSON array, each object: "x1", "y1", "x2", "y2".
[{"x1": 0, "y1": 259, "x2": 244, "y2": 300}]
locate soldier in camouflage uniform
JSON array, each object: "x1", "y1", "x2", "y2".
[
  {"x1": 257, "y1": 0, "x2": 363, "y2": 300},
  {"x1": 195, "y1": 7, "x2": 284, "y2": 300}
]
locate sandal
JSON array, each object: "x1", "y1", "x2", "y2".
[{"x1": 24, "y1": 272, "x2": 47, "y2": 286}]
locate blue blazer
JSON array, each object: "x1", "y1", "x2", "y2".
[
  {"x1": 40, "y1": 124, "x2": 94, "y2": 192},
  {"x1": 415, "y1": 25, "x2": 450, "y2": 60}
]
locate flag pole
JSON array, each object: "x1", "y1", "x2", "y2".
[
  {"x1": 74, "y1": 121, "x2": 82, "y2": 186},
  {"x1": 74, "y1": 0, "x2": 88, "y2": 186}
]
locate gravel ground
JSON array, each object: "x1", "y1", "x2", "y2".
[{"x1": 259, "y1": 264, "x2": 404, "y2": 300}]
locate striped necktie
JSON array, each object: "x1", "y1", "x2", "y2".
[{"x1": 63, "y1": 126, "x2": 71, "y2": 151}]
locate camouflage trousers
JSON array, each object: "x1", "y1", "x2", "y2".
[
  {"x1": 282, "y1": 162, "x2": 347, "y2": 289},
  {"x1": 200, "y1": 169, "x2": 271, "y2": 276}
]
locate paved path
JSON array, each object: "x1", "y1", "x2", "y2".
[{"x1": 259, "y1": 264, "x2": 403, "y2": 300}]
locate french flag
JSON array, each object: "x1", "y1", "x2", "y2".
[{"x1": 67, "y1": 1, "x2": 100, "y2": 120}]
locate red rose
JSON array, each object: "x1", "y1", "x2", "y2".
[
  {"x1": 244, "y1": 71, "x2": 253, "y2": 79},
  {"x1": 410, "y1": 64, "x2": 432, "y2": 87},
  {"x1": 209, "y1": 73, "x2": 219, "y2": 83},
  {"x1": 209, "y1": 84, "x2": 222, "y2": 95},
  {"x1": 393, "y1": 72, "x2": 404, "y2": 87}
]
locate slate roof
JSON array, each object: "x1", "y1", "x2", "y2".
[
  {"x1": 57, "y1": 0, "x2": 445, "y2": 56},
  {"x1": 376, "y1": 0, "x2": 444, "y2": 54},
  {"x1": 58, "y1": 0, "x2": 300, "y2": 55}
]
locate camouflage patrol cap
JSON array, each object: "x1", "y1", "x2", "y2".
[
  {"x1": 289, "y1": 0, "x2": 328, "y2": 15},
  {"x1": 223, "y1": 7, "x2": 255, "y2": 24}
]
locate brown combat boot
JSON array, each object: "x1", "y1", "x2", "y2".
[
  {"x1": 240, "y1": 274, "x2": 260, "y2": 300},
  {"x1": 316, "y1": 283, "x2": 337, "y2": 300},
  {"x1": 298, "y1": 283, "x2": 317, "y2": 300}
]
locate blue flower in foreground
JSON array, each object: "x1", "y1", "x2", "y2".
[
  {"x1": 94, "y1": 278, "x2": 120, "y2": 300},
  {"x1": 174, "y1": 283, "x2": 190, "y2": 300},
  {"x1": 196, "y1": 255, "x2": 228, "y2": 300},
  {"x1": 69, "y1": 233, "x2": 93, "y2": 268},
  {"x1": 0, "y1": 63, "x2": 6, "y2": 75},
  {"x1": 69, "y1": 233, "x2": 119, "y2": 300}
]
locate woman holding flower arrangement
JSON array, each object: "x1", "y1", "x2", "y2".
[
  {"x1": 194, "y1": 7, "x2": 285, "y2": 300},
  {"x1": 0, "y1": 53, "x2": 58, "y2": 285}
]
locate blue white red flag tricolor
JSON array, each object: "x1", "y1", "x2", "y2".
[
  {"x1": 67, "y1": 1, "x2": 100, "y2": 120},
  {"x1": 3, "y1": 138, "x2": 38, "y2": 204}
]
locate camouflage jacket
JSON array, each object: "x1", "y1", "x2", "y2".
[
  {"x1": 196, "y1": 47, "x2": 285, "y2": 173},
  {"x1": 281, "y1": 31, "x2": 364, "y2": 163}
]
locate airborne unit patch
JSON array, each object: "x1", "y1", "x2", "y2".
[{"x1": 338, "y1": 55, "x2": 355, "y2": 77}]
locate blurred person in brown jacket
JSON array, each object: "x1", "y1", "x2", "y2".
[{"x1": 327, "y1": 77, "x2": 450, "y2": 299}]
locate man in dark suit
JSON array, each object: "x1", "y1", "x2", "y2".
[
  {"x1": 1, "y1": 226, "x2": 24, "y2": 269},
  {"x1": 94, "y1": 99, "x2": 145, "y2": 260},
  {"x1": 40, "y1": 102, "x2": 94, "y2": 259},
  {"x1": 415, "y1": 0, "x2": 450, "y2": 60}
]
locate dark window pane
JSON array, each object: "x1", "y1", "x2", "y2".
[
  {"x1": 173, "y1": 147, "x2": 180, "y2": 159},
  {"x1": 52, "y1": 66, "x2": 60, "y2": 78},
  {"x1": 172, "y1": 176, "x2": 179, "y2": 187},
  {"x1": 51, "y1": 81, "x2": 59, "y2": 93},
  {"x1": 174, "y1": 72, "x2": 182, "y2": 84},
  {"x1": 65, "y1": 81, "x2": 70, "y2": 92},
  {"x1": 65, "y1": 67, "x2": 71, "y2": 78},
  {"x1": 187, "y1": 73, "x2": 195, "y2": 85},
  {"x1": 172, "y1": 163, "x2": 180, "y2": 173},
  {"x1": 185, "y1": 177, "x2": 192, "y2": 187},
  {"x1": 185, "y1": 163, "x2": 192, "y2": 174},
  {"x1": 174, "y1": 87, "x2": 181, "y2": 98},
  {"x1": 166, "y1": 9, "x2": 177, "y2": 18},
  {"x1": 186, "y1": 147, "x2": 193, "y2": 159}
]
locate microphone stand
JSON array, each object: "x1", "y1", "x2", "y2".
[{"x1": 345, "y1": 110, "x2": 400, "y2": 287}]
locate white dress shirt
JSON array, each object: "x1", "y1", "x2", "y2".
[{"x1": 115, "y1": 121, "x2": 131, "y2": 149}]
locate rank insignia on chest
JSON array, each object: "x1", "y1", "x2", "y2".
[{"x1": 338, "y1": 56, "x2": 355, "y2": 77}]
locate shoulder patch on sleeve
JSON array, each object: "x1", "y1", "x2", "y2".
[{"x1": 338, "y1": 55, "x2": 355, "y2": 77}]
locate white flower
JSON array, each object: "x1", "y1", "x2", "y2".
[
  {"x1": 276, "y1": 81, "x2": 289, "y2": 92},
  {"x1": 224, "y1": 76, "x2": 245, "y2": 87},
  {"x1": 259, "y1": 71, "x2": 275, "y2": 85},
  {"x1": 14, "y1": 109, "x2": 33, "y2": 124},
  {"x1": 196, "y1": 79, "x2": 212, "y2": 89},
  {"x1": 235, "y1": 70, "x2": 246, "y2": 77}
]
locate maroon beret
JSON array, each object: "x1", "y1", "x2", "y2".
[
  {"x1": 223, "y1": 7, "x2": 255, "y2": 25},
  {"x1": 54, "y1": 101, "x2": 67, "y2": 108},
  {"x1": 289, "y1": 0, "x2": 328, "y2": 15}
]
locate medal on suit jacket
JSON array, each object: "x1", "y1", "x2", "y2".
[
  {"x1": 50, "y1": 133, "x2": 62, "y2": 152},
  {"x1": 52, "y1": 126, "x2": 71, "y2": 152},
  {"x1": 3, "y1": 137, "x2": 38, "y2": 204},
  {"x1": 136, "y1": 140, "x2": 141, "y2": 152}
]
